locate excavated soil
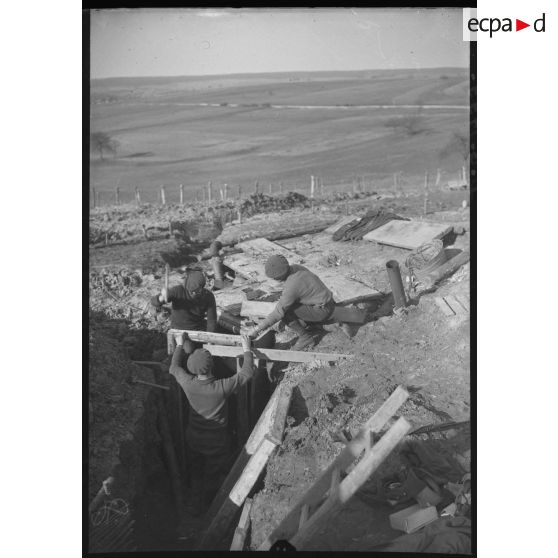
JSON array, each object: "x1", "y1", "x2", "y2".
[{"x1": 88, "y1": 188, "x2": 470, "y2": 551}]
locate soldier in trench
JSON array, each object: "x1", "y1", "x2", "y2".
[
  {"x1": 169, "y1": 334, "x2": 255, "y2": 514},
  {"x1": 245, "y1": 255, "x2": 368, "y2": 350},
  {"x1": 151, "y1": 269, "x2": 217, "y2": 350}
]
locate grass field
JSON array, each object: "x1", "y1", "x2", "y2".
[{"x1": 90, "y1": 68, "x2": 469, "y2": 204}]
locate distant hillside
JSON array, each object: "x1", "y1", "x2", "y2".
[{"x1": 90, "y1": 68, "x2": 470, "y2": 202}]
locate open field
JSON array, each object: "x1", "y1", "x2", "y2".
[{"x1": 90, "y1": 68, "x2": 469, "y2": 204}]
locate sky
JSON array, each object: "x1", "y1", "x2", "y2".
[{"x1": 90, "y1": 8, "x2": 469, "y2": 79}]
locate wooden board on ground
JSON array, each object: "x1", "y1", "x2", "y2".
[
  {"x1": 168, "y1": 329, "x2": 269, "y2": 346},
  {"x1": 230, "y1": 498, "x2": 253, "y2": 551},
  {"x1": 435, "y1": 294, "x2": 469, "y2": 316},
  {"x1": 203, "y1": 344, "x2": 353, "y2": 363},
  {"x1": 363, "y1": 220, "x2": 453, "y2": 250},
  {"x1": 241, "y1": 300, "x2": 276, "y2": 318},
  {"x1": 224, "y1": 238, "x2": 380, "y2": 305},
  {"x1": 323, "y1": 216, "x2": 361, "y2": 235}
]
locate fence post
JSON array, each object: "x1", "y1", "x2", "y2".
[
  {"x1": 254, "y1": 180, "x2": 259, "y2": 194},
  {"x1": 135, "y1": 186, "x2": 140, "y2": 205},
  {"x1": 320, "y1": 177, "x2": 324, "y2": 197},
  {"x1": 462, "y1": 165, "x2": 467, "y2": 185},
  {"x1": 115, "y1": 187, "x2": 120, "y2": 205},
  {"x1": 423, "y1": 171, "x2": 429, "y2": 216},
  {"x1": 435, "y1": 168, "x2": 441, "y2": 187},
  {"x1": 92, "y1": 188, "x2": 96, "y2": 208},
  {"x1": 160, "y1": 185, "x2": 166, "y2": 205},
  {"x1": 224, "y1": 183, "x2": 228, "y2": 201},
  {"x1": 279, "y1": 181, "x2": 283, "y2": 194},
  {"x1": 393, "y1": 173, "x2": 397, "y2": 195},
  {"x1": 310, "y1": 175, "x2": 315, "y2": 198},
  {"x1": 238, "y1": 207, "x2": 242, "y2": 224},
  {"x1": 238, "y1": 185, "x2": 242, "y2": 199},
  {"x1": 96, "y1": 191, "x2": 101, "y2": 207},
  {"x1": 179, "y1": 184, "x2": 184, "y2": 205},
  {"x1": 207, "y1": 181, "x2": 212, "y2": 204}
]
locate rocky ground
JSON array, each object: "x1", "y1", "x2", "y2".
[{"x1": 88, "y1": 187, "x2": 470, "y2": 551}]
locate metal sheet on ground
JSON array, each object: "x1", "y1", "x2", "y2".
[{"x1": 363, "y1": 220, "x2": 453, "y2": 250}]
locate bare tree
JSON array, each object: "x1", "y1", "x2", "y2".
[{"x1": 91, "y1": 132, "x2": 119, "y2": 160}]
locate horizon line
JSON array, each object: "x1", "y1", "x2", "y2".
[{"x1": 91, "y1": 65, "x2": 469, "y2": 82}]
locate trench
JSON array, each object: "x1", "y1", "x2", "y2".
[{"x1": 88, "y1": 318, "x2": 275, "y2": 552}]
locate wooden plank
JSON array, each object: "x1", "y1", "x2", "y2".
[
  {"x1": 446, "y1": 294, "x2": 469, "y2": 314},
  {"x1": 168, "y1": 329, "x2": 270, "y2": 347},
  {"x1": 267, "y1": 384, "x2": 292, "y2": 445},
  {"x1": 224, "y1": 237, "x2": 380, "y2": 305},
  {"x1": 323, "y1": 215, "x2": 361, "y2": 235},
  {"x1": 241, "y1": 300, "x2": 276, "y2": 318},
  {"x1": 236, "y1": 358, "x2": 250, "y2": 447},
  {"x1": 258, "y1": 385, "x2": 409, "y2": 550},
  {"x1": 363, "y1": 220, "x2": 453, "y2": 250},
  {"x1": 290, "y1": 418, "x2": 412, "y2": 550},
  {"x1": 197, "y1": 437, "x2": 278, "y2": 550},
  {"x1": 421, "y1": 249, "x2": 470, "y2": 291},
  {"x1": 205, "y1": 385, "x2": 282, "y2": 521},
  {"x1": 230, "y1": 498, "x2": 253, "y2": 551},
  {"x1": 434, "y1": 297, "x2": 455, "y2": 317},
  {"x1": 203, "y1": 344, "x2": 353, "y2": 363}
]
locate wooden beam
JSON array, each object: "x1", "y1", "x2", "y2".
[
  {"x1": 420, "y1": 249, "x2": 470, "y2": 291},
  {"x1": 257, "y1": 385, "x2": 409, "y2": 550},
  {"x1": 267, "y1": 384, "x2": 292, "y2": 445},
  {"x1": 240, "y1": 300, "x2": 276, "y2": 318},
  {"x1": 205, "y1": 384, "x2": 282, "y2": 521},
  {"x1": 289, "y1": 418, "x2": 412, "y2": 550},
  {"x1": 197, "y1": 437, "x2": 278, "y2": 550},
  {"x1": 236, "y1": 358, "x2": 250, "y2": 447},
  {"x1": 230, "y1": 498, "x2": 253, "y2": 551},
  {"x1": 202, "y1": 344, "x2": 352, "y2": 363},
  {"x1": 168, "y1": 329, "x2": 269, "y2": 347}
]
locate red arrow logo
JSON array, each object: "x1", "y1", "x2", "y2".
[{"x1": 516, "y1": 19, "x2": 530, "y2": 31}]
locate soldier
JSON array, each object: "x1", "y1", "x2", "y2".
[
  {"x1": 170, "y1": 335, "x2": 255, "y2": 513},
  {"x1": 246, "y1": 255, "x2": 366, "y2": 350}
]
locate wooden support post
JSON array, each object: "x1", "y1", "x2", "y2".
[
  {"x1": 176, "y1": 386, "x2": 186, "y2": 474},
  {"x1": 230, "y1": 498, "x2": 253, "y2": 551},
  {"x1": 237, "y1": 358, "x2": 250, "y2": 447},
  {"x1": 167, "y1": 331, "x2": 175, "y2": 355},
  {"x1": 310, "y1": 175, "x2": 315, "y2": 198},
  {"x1": 179, "y1": 184, "x2": 184, "y2": 204},
  {"x1": 207, "y1": 181, "x2": 212, "y2": 204},
  {"x1": 219, "y1": 188, "x2": 224, "y2": 201},
  {"x1": 156, "y1": 396, "x2": 183, "y2": 515},
  {"x1": 160, "y1": 185, "x2": 166, "y2": 205},
  {"x1": 423, "y1": 171, "x2": 429, "y2": 216},
  {"x1": 290, "y1": 418, "x2": 412, "y2": 550},
  {"x1": 115, "y1": 187, "x2": 120, "y2": 205},
  {"x1": 197, "y1": 436, "x2": 278, "y2": 550},
  {"x1": 258, "y1": 386, "x2": 409, "y2": 550},
  {"x1": 298, "y1": 504, "x2": 310, "y2": 529}
]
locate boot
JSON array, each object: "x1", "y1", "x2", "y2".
[
  {"x1": 287, "y1": 319, "x2": 316, "y2": 351},
  {"x1": 340, "y1": 322, "x2": 359, "y2": 339}
]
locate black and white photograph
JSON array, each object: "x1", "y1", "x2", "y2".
[{"x1": 87, "y1": 7, "x2": 472, "y2": 553}]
